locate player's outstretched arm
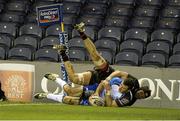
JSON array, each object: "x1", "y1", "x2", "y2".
[{"x1": 105, "y1": 70, "x2": 129, "y2": 82}]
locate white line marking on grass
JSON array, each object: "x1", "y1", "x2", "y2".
[{"x1": 0, "y1": 103, "x2": 62, "y2": 107}]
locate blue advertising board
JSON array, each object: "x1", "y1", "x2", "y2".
[{"x1": 36, "y1": 4, "x2": 63, "y2": 27}]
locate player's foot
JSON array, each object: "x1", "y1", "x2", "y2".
[
  {"x1": 53, "y1": 45, "x2": 67, "y2": 54},
  {"x1": 44, "y1": 73, "x2": 59, "y2": 81},
  {"x1": 34, "y1": 93, "x2": 47, "y2": 99},
  {"x1": 74, "y1": 22, "x2": 85, "y2": 32}
]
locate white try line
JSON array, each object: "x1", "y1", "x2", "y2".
[{"x1": 0, "y1": 103, "x2": 62, "y2": 107}]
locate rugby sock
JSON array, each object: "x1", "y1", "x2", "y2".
[
  {"x1": 55, "y1": 78, "x2": 67, "y2": 89},
  {"x1": 79, "y1": 32, "x2": 88, "y2": 40},
  {"x1": 60, "y1": 51, "x2": 69, "y2": 62},
  {"x1": 47, "y1": 93, "x2": 64, "y2": 103}
]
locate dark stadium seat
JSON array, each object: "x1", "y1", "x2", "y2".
[
  {"x1": 80, "y1": 3, "x2": 107, "y2": 16},
  {"x1": 120, "y1": 40, "x2": 144, "y2": 56},
  {"x1": 77, "y1": 15, "x2": 103, "y2": 30},
  {"x1": 168, "y1": 54, "x2": 180, "y2": 68},
  {"x1": 35, "y1": 48, "x2": 59, "y2": 62},
  {"x1": 167, "y1": 0, "x2": 180, "y2": 7},
  {"x1": 8, "y1": 47, "x2": 32, "y2": 61},
  {"x1": 0, "y1": 4, "x2": 4, "y2": 13},
  {"x1": 124, "y1": 28, "x2": 148, "y2": 44},
  {"x1": 63, "y1": 0, "x2": 85, "y2": 3},
  {"x1": 98, "y1": 26, "x2": 122, "y2": 44},
  {"x1": 150, "y1": 29, "x2": 174, "y2": 45},
  {"x1": 69, "y1": 48, "x2": 86, "y2": 61},
  {"x1": 111, "y1": 0, "x2": 135, "y2": 6},
  {"x1": 68, "y1": 37, "x2": 85, "y2": 49},
  {"x1": 0, "y1": 46, "x2": 6, "y2": 60},
  {"x1": 14, "y1": 35, "x2": 39, "y2": 52},
  {"x1": 97, "y1": 48, "x2": 114, "y2": 64},
  {"x1": 31, "y1": 1, "x2": 56, "y2": 13},
  {"x1": 129, "y1": 17, "x2": 154, "y2": 32},
  {"x1": 142, "y1": 53, "x2": 166, "y2": 67},
  {"x1": 146, "y1": 41, "x2": 171, "y2": 56},
  {"x1": 63, "y1": 2, "x2": 81, "y2": 15},
  {"x1": 4, "y1": 1, "x2": 29, "y2": 15},
  {"x1": 63, "y1": 14, "x2": 77, "y2": 27},
  {"x1": 0, "y1": 22, "x2": 17, "y2": 38},
  {"x1": 160, "y1": 6, "x2": 180, "y2": 18},
  {"x1": 19, "y1": 23, "x2": 43, "y2": 39},
  {"x1": 104, "y1": 16, "x2": 129, "y2": 31},
  {"x1": 176, "y1": 32, "x2": 180, "y2": 43},
  {"x1": 72, "y1": 26, "x2": 97, "y2": 41},
  {"x1": 173, "y1": 43, "x2": 180, "y2": 55},
  {"x1": 0, "y1": 12, "x2": 24, "y2": 25},
  {"x1": 108, "y1": 4, "x2": 133, "y2": 17},
  {"x1": 87, "y1": 0, "x2": 110, "y2": 4},
  {"x1": 25, "y1": 13, "x2": 37, "y2": 24},
  {"x1": 40, "y1": 36, "x2": 60, "y2": 49},
  {"x1": 95, "y1": 38, "x2": 118, "y2": 55},
  {"x1": 136, "y1": 0, "x2": 162, "y2": 7},
  {"x1": 0, "y1": 34, "x2": 12, "y2": 50},
  {"x1": 155, "y1": 18, "x2": 180, "y2": 31},
  {"x1": 45, "y1": 24, "x2": 70, "y2": 38},
  {"x1": 115, "y1": 51, "x2": 139, "y2": 66},
  {"x1": 134, "y1": 6, "x2": 159, "y2": 18}
]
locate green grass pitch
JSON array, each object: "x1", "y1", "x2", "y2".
[{"x1": 0, "y1": 102, "x2": 180, "y2": 120}]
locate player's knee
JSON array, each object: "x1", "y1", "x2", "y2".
[
  {"x1": 70, "y1": 74, "x2": 85, "y2": 85},
  {"x1": 63, "y1": 96, "x2": 80, "y2": 105}
]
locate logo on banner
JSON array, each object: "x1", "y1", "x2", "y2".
[
  {"x1": 36, "y1": 4, "x2": 63, "y2": 27},
  {"x1": 39, "y1": 8, "x2": 59, "y2": 23}
]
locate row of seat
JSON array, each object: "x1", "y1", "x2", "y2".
[{"x1": 0, "y1": 45, "x2": 179, "y2": 68}]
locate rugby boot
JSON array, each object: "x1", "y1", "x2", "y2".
[
  {"x1": 74, "y1": 22, "x2": 85, "y2": 32},
  {"x1": 34, "y1": 93, "x2": 47, "y2": 99}
]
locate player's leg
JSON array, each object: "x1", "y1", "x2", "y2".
[
  {"x1": 63, "y1": 84, "x2": 83, "y2": 97},
  {"x1": 63, "y1": 96, "x2": 80, "y2": 105},
  {"x1": 74, "y1": 22, "x2": 108, "y2": 70},
  {"x1": 34, "y1": 92, "x2": 64, "y2": 103},
  {"x1": 53, "y1": 45, "x2": 93, "y2": 85}
]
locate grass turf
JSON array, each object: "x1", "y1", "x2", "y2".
[{"x1": 0, "y1": 102, "x2": 180, "y2": 120}]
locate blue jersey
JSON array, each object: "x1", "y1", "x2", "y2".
[
  {"x1": 80, "y1": 83, "x2": 99, "y2": 105},
  {"x1": 80, "y1": 77, "x2": 123, "y2": 106}
]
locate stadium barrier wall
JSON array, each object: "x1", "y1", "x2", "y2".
[{"x1": 0, "y1": 60, "x2": 180, "y2": 109}]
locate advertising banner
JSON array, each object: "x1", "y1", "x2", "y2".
[
  {"x1": 0, "y1": 63, "x2": 35, "y2": 102},
  {"x1": 36, "y1": 4, "x2": 63, "y2": 27}
]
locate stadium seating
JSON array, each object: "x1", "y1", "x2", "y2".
[
  {"x1": 168, "y1": 54, "x2": 180, "y2": 68},
  {"x1": 95, "y1": 38, "x2": 117, "y2": 55},
  {"x1": 14, "y1": 35, "x2": 39, "y2": 52},
  {"x1": 142, "y1": 53, "x2": 166, "y2": 67},
  {"x1": 0, "y1": 22, "x2": 17, "y2": 38},
  {"x1": 120, "y1": 40, "x2": 144, "y2": 56},
  {"x1": 19, "y1": 23, "x2": 43, "y2": 39},
  {"x1": 0, "y1": 0, "x2": 179, "y2": 68},
  {"x1": 98, "y1": 26, "x2": 122, "y2": 44},
  {"x1": 72, "y1": 26, "x2": 97, "y2": 41},
  {"x1": 35, "y1": 48, "x2": 59, "y2": 62},
  {"x1": 115, "y1": 51, "x2": 139, "y2": 66},
  {"x1": 0, "y1": 46, "x2": 6, "y2": 60},
  {"x1": 8, "y1": 47, "x2": 32, "y2": 61},
  {"x1": 69, "y1": 48, "x2": 86, "y2": 61},
  {"x1": 124, "y1": 28, "x2": 148, "y2": 44},
  {"x1": 0, "y1": 34, "x2": 12, "y2": 50},
  {"x1": 40, "y1": 36, "x2": 60, "y2": 49}
]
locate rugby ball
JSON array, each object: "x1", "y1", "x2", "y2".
[{"x1": 89, "y1": 95, "x2": 105, "y2": 106}]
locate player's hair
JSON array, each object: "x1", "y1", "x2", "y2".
[
  {"x1": 123, "y1": 78, "x2": 135, "y2": 90},
  {"x1": 139, "y1": 86, "x2": 151, "y2": 98}
]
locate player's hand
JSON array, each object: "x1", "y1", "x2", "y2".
[{"x1": 103, "y1": 80, "x2": 111, "y2": 91}]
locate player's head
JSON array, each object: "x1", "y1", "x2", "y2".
[
  {"x1": 119, "y1": 78, "x2": 135, "y2": 93},
  {"x1": 135, "y1": 86, "x2": 151, "y2": 99},
  {"x1": 44, "y1": 73, "x2": 59, "y2": 81}
]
